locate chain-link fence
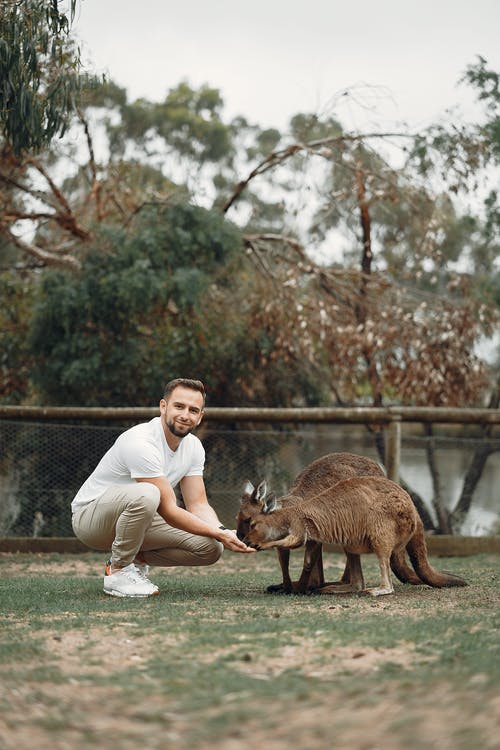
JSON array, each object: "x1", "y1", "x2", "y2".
[{"x1": 0, "y1": 417, "x2": 499, "y2": 538}]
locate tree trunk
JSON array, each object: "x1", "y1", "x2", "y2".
[
  {"x1": 353, "y1": 162, "x2": 437, "y2": 532},
  {"x1": 425, "y1": 423, "x2": 453, "y2": 534},
  {"x1": 450, "y1": 443, "x2": 495, "y2": 531},
  {"x1": 450, "y1": 373, "x2": 500, "y2": 532},
  {"x1": 354, "y1": 163, "x2": 383, "y2": 406}
]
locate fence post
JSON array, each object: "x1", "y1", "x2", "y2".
[{"x1": 385, "y1": 417, "x2": 401, "y2": 482}]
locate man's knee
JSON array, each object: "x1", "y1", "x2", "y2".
[{"x1": 197, "y1": 538, "x2": 224, "y2": 566}]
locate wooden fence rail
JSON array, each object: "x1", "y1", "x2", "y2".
[{"x1": 1, "y1": 405, "x2": 500, "y2": 424}]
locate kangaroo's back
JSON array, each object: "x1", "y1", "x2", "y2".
[
  {"x1": 297, "y1": 476, "x2": 418, "y2": 547},
  {"x1": 290, "y1": 453, "x2": 384, "y2": 498}
]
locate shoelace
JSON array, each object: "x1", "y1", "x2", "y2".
[
  {"x1": 134, "y1": 564, "x2": 159, "y2": 592},
  {"x1": 133, "y1": 563, "x2": 150, "y2": 580},
  {"x1": 106, "y1": 560, "x2": 149, "y2": 578},
  {"x1": 119, "y1": 563, "x2": 147, "y2": 583}
]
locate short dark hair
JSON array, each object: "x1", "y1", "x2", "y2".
[{"x1": 163, "y1": 378, "x2": 206, "y2": 406}]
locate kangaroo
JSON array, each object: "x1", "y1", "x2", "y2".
[
  {"x1": 236, "y1": 452, "x2": 422, "y2": 594},
  {"x1": 244, "y1": 475, "x2": 467, "y2": 596}
]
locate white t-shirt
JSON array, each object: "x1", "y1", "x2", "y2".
[{"x1": 71, "y1": 417, "x2": 205, "y2": 512}]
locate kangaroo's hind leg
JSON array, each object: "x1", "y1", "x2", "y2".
[
  {"x1": 363, "y1": 547, "x2": 395, "y2": 596},
  {"x1": 315, "y1": 552, "x2": 365, "y2": 594}
]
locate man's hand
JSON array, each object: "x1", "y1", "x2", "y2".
[{"x1": 217, "y1": 528, "x2": 257, "y2": 553}]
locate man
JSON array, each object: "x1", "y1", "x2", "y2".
[{"x1": 72, "y1": 378, "x2": 255, "y2": 598}]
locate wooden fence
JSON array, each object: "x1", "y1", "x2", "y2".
[
  {"x1": 1, "y1": 405, "x2": 499, "y2": 554},
  {"x1": 1, "y1": 404, "x2": 499, "y2": 485}
]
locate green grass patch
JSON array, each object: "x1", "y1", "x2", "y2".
[{"x1": 0, "y1": 551, "x2": 498, "y2": 749}]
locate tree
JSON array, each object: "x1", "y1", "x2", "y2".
[
  {"x1": 221, "y1": 103, "x2": 498, "y2": 533},
  {"x1": 1, "y1": 51, "x2": 498, "y2": 533},
  {"x1": 0, "y1": 0, "x2": 82, "y2": 156},
  {"x1": 0, "y1": 74, "x2": 281, "y2": 270},
  {"x1": 28, "y1": 203, "x2": 245, "y2": 405},
  {"x1": 406, "y1": 57, "x2": 500, "y2": 304},
  {"x1": 0, "y1": 265, "x2": 34, "y2": 403}
]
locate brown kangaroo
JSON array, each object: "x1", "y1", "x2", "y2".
[
  {"x1": 244, "y1": 475, "x2": 467, "y2": 596},
  {"x1": 236, "y1": 452, "x2": 422, "y2": 593}
]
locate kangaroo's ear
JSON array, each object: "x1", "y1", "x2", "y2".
[
  {"x1": 254, "y1": 479, "x2": 268, "y2": 504},
  {"x1": 242, "y1": 480, "x2": 255, "y2": 500},
  {"x1": 263, "y1": 492, "x2": 279, "y2": 514}
]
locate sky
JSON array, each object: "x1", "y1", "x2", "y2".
[{"x1": 72, "y1": 0, "x2": 500, "y2": 134}]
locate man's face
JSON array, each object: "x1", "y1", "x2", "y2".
[{"x1": 161, "y1": 386, "x2": 204, "y2": 439}]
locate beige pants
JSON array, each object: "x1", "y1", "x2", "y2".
[{"x1": 72, "y1": 482, "x2": 223, "y2": 568}]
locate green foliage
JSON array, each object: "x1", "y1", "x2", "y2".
[
  {"x1": 404, "y1": 58, "x2": 499, "y2": 297},
  {"x1": 0, "y1": 270, "x2": 35, "y2": 403},
  {"x1": 463, "y1": 56, "x2": 500, "y2": 156},
  {"x1": 244, "y1": 127, "x2": 282, "y2": 161},
  {"x1": 29, "y1": 203, "x2": 243, "y2": 405},
  {"x1": 25, "y1": 198, "x2": 325, "y2": 408},
  {"x1": 0, "y1": 0, "x2": 82, "y2": 155},
  {"x1": 289, "y1": 112, "x2": 343, "y2": 142},
  {"x1": 79, "y1": 78, "x2": 127, "y2": 109},
  {"x1": 120, "y1": 81, "x2": 233, "y2": 162}
]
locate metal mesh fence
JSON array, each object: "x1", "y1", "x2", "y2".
[{"x1": 0, "y1": 418, "x2": 499, "y2": 538}]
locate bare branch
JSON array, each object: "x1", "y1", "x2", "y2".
[
  {"x1": 76, "y1": 107, "x2": 103, "y2": 220},
  {"x1": 26, "y1": 158, "x2": 73, "y2": 214},
  {"x1": 223, "y1": 131, "x2": 414, "y2": 213},
  {"x1": 0, "y1": 168, "x2": 60, "y2": 210},
  {"x1": 0, "y1": 155, "x2": 91, "y2": 241},
  {"x1": 2, "y1": 207, "x2": 90, "y2": 241},
  {"x1": 244, "y1": 232, "x2": 308, "y2": 258},
  {"x1": 222, "y1": 144, "x2": 303, "y2": 213},
  {"x1": 77, "y1": 108, "x2": 97, "y2": 184},
  {"x1": 1, "y1": 228, "x2": 81, "y2": 271}
]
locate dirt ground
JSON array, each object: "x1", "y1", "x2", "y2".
[{"x1": 1, "y1": 553, "x2": 499, "y2": 750}]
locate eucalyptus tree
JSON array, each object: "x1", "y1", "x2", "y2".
[
  {"x1": 0, "y1": 0, "x2": 81, "y2": 155},
  {"x1": 0, "y1": 74, "x2": 287, "y2": 270},
  {"x1": 28, "y1": 203, "x2": 245, "y2": 405},
  {"x1": 220, "y1": 69, "x2": 499, "y2": 533},
  {"x1": 1, "y1": 35, "x2": 498, "y2": 534}
]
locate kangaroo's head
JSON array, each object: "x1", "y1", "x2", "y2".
[
  {"x1": 245, "y1": 491, "x2": 291, "y2": 550},
  {"x1": 236, "y1": 479, "x2": 272, "y2": 541}
]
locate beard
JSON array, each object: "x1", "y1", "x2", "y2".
[{"x1": 165, "y1": 418, "x2": 195, "y2": 438}]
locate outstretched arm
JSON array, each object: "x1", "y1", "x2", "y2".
[{"x1": 138, "y1": 474, "x2": 254, "y2": 554}]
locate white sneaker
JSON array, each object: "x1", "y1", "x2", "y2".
[
  {"x1": 103, "y1": 562, "x2": 159, "y2": 598},
  {"x1": 133, "y1": 562, "x2": 159, "y2": 594}
]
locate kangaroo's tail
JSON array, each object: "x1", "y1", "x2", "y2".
[
  {"x1": 390, "y1": 549, "x2": 423, "y2": 585},
  {"x1": 406, "y1": 518, "x2": 467, "y2": 588}
]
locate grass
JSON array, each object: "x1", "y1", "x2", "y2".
[{"x1": 0, "y1": 550, "x2": 498, "y2": 750}]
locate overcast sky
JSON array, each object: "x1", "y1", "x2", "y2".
[{"x1": 72, "y1": 0, "x2": 500, "y2": 133}]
